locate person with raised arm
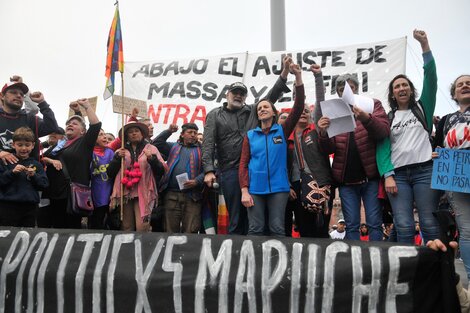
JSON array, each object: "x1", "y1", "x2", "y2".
[{"x1": 239, "y1": 63, "x2": 304, "y2": 237}]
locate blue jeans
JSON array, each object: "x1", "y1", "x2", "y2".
[
  {"x1": 220, "y1": 168, "x2": 248, "y2": 235},
  {"x1": 339, "y1": 179, "x2": 383, "y2": 241},
  {"x1": 248, "y1": 192, "x2": 289, "y2": 237},
  {"x1": 448, "y1": 191, "x2": 470, "y2": 281},
  {"x1": 387, "y1": 163, "x2": 440, "y2": 244}
]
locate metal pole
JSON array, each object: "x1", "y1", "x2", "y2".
[{"x1": 270, "y1": 0, "x2": 286, "y2": 52}]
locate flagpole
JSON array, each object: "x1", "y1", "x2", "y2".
[
  {"x1": 105, "y1": 1, "x2": 124, "y2": 224},
  {"x1": 120, "y1": 72, "x2": 125, "y2": 221}
]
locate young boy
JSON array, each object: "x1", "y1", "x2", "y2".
[{"x1": 0, "y1": 127, "x2": 49, "y2": 227}]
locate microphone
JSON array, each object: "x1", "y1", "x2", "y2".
[{"x1": 212, "y1": 181, "x2": 219, "y2": 189}]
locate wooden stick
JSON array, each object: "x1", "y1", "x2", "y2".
[{"x1": 120, "y1": 72, "x2": 125, "y2": 221}]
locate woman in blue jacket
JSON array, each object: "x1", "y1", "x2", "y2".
[{"x1": 239, "y1": 62, "x2": 304, "y2": 236}]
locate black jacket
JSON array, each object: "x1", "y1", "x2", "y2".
[
  {"x1": 288, "y1": 125, "x2": 333, "y2": 187},
  {"x1": 0, "y1": 101, "x2": 59, "y2": 160},
  {"x1": 202, "y1": 76, "x2": 290, "y2": 173},
  {"x1": 0, "y1": 157, "x2": 49, "y2": 203},
  {"x1": 42, "y1": 123, "x2": 101, "y2": 199}
]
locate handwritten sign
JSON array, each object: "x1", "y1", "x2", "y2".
[
  {"x1": 67, "y1": 97, "x2": 98, "y2": 117},
  {"x1": 112, "y1": 95, "x2": 148, "y2": 118},
  {"x1": 431, "y1": 148, "x2": 470, "y2": 193}
]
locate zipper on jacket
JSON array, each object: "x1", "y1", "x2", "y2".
[{"x1": 265, "y1": 134, "x2": 272, "y2": 192}]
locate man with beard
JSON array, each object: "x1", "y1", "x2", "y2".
[
  {"x1": 0, "y1": 80, "x2": 59, "y2": 164},
  {"x1": 202, "y1": 56, "x2": 292, "y2": 235}
]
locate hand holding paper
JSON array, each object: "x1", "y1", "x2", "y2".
[
  {"x1": 342, "y1": 82, "x2": 374, "y2": 114},
  {"x1": 352, "y1": 106, "x2": 370, "y2": 123},
  {"x1": 319, "y1": 99, "x2": 355, "y2": 137},
  {"x1": 176, "y1": 173, "x2": 189, "y2": 190}
]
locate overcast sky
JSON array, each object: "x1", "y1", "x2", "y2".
[{"x1": 1, "y1": 0, "x2": 469, "y2": 134}]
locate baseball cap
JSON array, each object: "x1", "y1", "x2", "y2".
[
  {"x1": 228, "y1": 82, "x2": 248, "y2": 95},
  {"x1": 66, "y1": 115, "x2": 87, "y2": 130},
  {"x1": 338, "y1": 219, "x2": 346, "y2": 224},
  {"x1": 1, "y1": 81, "x2": 29, "y2": 95}
]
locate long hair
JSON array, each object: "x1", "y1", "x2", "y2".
[{"x1": 387, "y1": 74, "x2": 418, "y2": 111}]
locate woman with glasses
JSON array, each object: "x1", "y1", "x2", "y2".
[
  {"x1": 40, "y1": 99, "x2": 101, "y2": 229},
  {"x1": 285, "y1": 65, "x2": 333, "y2": 238}
]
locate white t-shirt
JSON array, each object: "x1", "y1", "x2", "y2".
[
  {"x1": 390, "y1": 109, "x2": 432, "y2": 168},
  {"x1": 330, "y1": 230, "x2": 346, "y2": 240}
]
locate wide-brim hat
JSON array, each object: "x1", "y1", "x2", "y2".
[{"x1": 118, "y1": 121, "x2": 149, "y2": 139}]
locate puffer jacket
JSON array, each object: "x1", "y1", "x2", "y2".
[
  {"x1": 318, "y1": 99, "x2": 389, "y2": 184},
  {"x1": 202, "y1": 76, "x2": 290, "y2": 173}
]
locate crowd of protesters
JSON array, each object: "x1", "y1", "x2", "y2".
[{"x1": 0, "y1": 29, "x2": 469, "y2": 285}]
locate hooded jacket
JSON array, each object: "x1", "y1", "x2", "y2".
[{"x1": 0, "y1": 101, "x2": 59, "y2": 160}]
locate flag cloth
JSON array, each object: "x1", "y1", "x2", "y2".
[
  {"x1": 201, "y1": 188, "x2": 217, "y2": 235},
  {"x1": 104, "y1": 5, "x2": 124, "y2": 100},
  {"x1": 217, "y1": 194, "x2": 229, "y2": 235}
]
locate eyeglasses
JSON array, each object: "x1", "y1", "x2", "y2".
[
  {"x1": 303, "y1": 109, "x2": 310, "y2": 113},
  {"x1": 279, "y1": 115, "x2": 288, "y2": 120}
]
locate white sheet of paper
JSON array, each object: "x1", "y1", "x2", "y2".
[
  {"x1": 353, "y1": 94, "x2": 374, "y2": 114},
  {"x1": 176, "y1": 173, "x2": 189, "y2": 190},
  {"x1": 341, "y1": 81, "x2": 355, "y2": 106},
  {"x1": 341, "y1": 82, "x2": 374, "y2": 114},
  {"x1": 320, "y1": 99, "x2": 356, "y2": 137}
]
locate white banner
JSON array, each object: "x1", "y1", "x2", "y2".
[{"x1": 124, "y1": 37, "x2": 406, "y2": 138}]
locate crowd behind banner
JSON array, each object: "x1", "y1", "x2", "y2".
[{"x1": 0, "y1": 30, "x2": 469, "y2": 311}]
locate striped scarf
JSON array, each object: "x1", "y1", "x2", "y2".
[{"x1": 160, "y1": 143, "x2": 202, "y2": 200}]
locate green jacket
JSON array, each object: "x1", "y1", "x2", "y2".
[{"x1": 376, "y1": 52, "x2": 437, "y2": 176}]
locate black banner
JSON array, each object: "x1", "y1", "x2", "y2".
[{"x1": 0, "y1": 228, "x2": 456, "y2": 313}]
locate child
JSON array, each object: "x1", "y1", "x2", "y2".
[
  {"x1": 88, "y1": 129, "x2": 115, "y2": 229},
  {"x1": 0, "y1": 127, "x2": 48, "y2": 226}
]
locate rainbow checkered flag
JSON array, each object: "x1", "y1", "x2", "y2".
[{"x1": 104, "y1": 5, "x2": 124, "y2": 100}]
